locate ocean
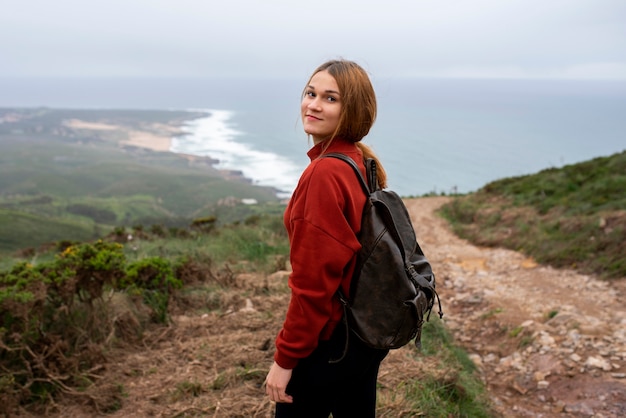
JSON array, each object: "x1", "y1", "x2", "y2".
[{"x1": 1, "y1": 77, "x2": 625, "y2": 198}]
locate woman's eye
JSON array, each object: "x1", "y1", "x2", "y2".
[
  {"x1": 327, "y1": 96, "x2": 336, "y2": 102},
  {"x1": 306, "y1": 91, "x2": 315, "y2": 98}
]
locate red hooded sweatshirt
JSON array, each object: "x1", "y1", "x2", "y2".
[{"x1": 274, "y1": 138, "x2": 367, "y2": 369}]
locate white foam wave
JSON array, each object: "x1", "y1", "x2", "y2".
[{"x1": 171, "y1": 109, "x2": 299, "y2": 198}]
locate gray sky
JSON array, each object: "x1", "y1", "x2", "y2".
[{"x1": 2, "y1": 0, "x2": 625, "y2": 79}]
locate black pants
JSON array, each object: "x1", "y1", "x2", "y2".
[{"x1": 275, "y1": 321, "x2": 388, "y2": 418}]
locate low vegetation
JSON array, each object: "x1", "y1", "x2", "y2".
[
  {"x1": 439, "y1": 150, "x2": 626, "y2": 279},
  {"x1": 401, "y1": 318, "x2": 492, "y2": 417},
  {"x1": 0, "y1": 212, "x2": 493, "y2": 416},
  {"x1": 0, "y1": 214, "x2": 290, "y2": 414}
]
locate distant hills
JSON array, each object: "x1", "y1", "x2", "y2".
[{"x1": 0, "y1": 108, "x2": 281, "y2": 253}]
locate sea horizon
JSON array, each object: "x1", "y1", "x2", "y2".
[{"x1": 1, "y1": 76, "x2": 625, "y2": 197}]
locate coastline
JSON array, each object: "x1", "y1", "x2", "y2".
[
  {"x1": 61, "y1": 110, "x2": 294, "y2": 198},
  {"x1": 63, "y1": 113, "x2": 284, "y2": 197},
  {"x1": 5, "y1": 78, "x2": 626, "y2": 198}
]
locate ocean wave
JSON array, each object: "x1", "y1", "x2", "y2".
[{"x1": 171, "y1": 109, "x2": 300, "y2": 198}]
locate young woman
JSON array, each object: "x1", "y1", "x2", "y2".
[{"x1": 265, "y1": 59, "x2": 389, "y2": 417}]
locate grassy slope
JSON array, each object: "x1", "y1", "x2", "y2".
[
  {"x1": 0, "y1": 108, "x2": 281, "y2": 253},
  {"x1": 439, "y1": 150, "x2": 626, "y2": 279},
  {"x1": 0, "y1": 209, "x2": 97, "y2": 251},
  {"x1": 0, "y1": 214, "x2": 493, "y2": 416}
]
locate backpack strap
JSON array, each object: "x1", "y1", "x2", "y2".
[
  {"x1": 321, "y1": 152, "x2": 370, "y2": 363},
  {"x1": 322, "y1": 152, "x2": 372, "y2": 194}
]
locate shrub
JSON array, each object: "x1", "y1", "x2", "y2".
[
  {"x1": 191, "y1": 216, "x2": 217, "y2": 233},
  {"x1": 0, "y1": 211, "x2": 290, "y2": 412},
  {"x1": 149, "y1": 224, "x2": 167, "y2": 237},
  {"x1": 0, "y1": 241, "x2": 127, "y2": 411},
  {"x1": 52, "y1": 240, "x2": 126, "y2": 305},
  {"x1": 121, "y1": 257, "x2": 182, "y2": 323}
]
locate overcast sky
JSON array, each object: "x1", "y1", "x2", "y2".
[{"x1": 2, "y1": 0, "x2": 625, "y2": 80}]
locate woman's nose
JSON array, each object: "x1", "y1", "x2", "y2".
[{"x1": 307, "y1": 98, "x2": 321, "y2": 110}]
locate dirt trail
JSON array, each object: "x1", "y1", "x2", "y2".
[
  {"x1": 44, "y1": 197, "x2": 625, "y2": 417},
  {"x1": 406, "y1": 197, "x2": 626, "y2": 417}
]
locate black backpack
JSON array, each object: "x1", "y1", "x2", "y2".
[{"x1": 323, "y1": 153, "x2": 443, "y2": 360}]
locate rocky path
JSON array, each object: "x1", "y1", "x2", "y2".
[{"x1": 407, "y1": 197, "x2": 626, "y2": 417}]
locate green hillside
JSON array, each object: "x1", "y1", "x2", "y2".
[
  {"x1": 439, "y1": 150, "x2": 626, "y2": 279},
  {"x1": 0, "y1": 108, "x2": 282, "y2": 253},
  {"x1": 0, "y1": 208, "x2": 97, "y2": 251}
]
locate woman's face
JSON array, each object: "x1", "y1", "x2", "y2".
[{"x1": 301, "y1": 70, "x2": 342, "y2": 144}]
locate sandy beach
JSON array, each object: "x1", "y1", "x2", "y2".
[
  {"x1": 63, "y1": 119, "x2": 179, "y2": 152},
  {"x1": 123, "y1": 128, "x2": 174, "y2": 152}
]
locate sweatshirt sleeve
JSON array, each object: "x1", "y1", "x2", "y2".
[{"x1": 274, "y1": 159, "x2": 363, "y2": 369}]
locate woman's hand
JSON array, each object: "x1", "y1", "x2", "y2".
[{"x1": 265, "y1": 361, "x2": 294, "y2": 403}]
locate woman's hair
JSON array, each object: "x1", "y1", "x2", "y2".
[{"x1": 305, "y1": 59, "x2": 387, "y2": 188}]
